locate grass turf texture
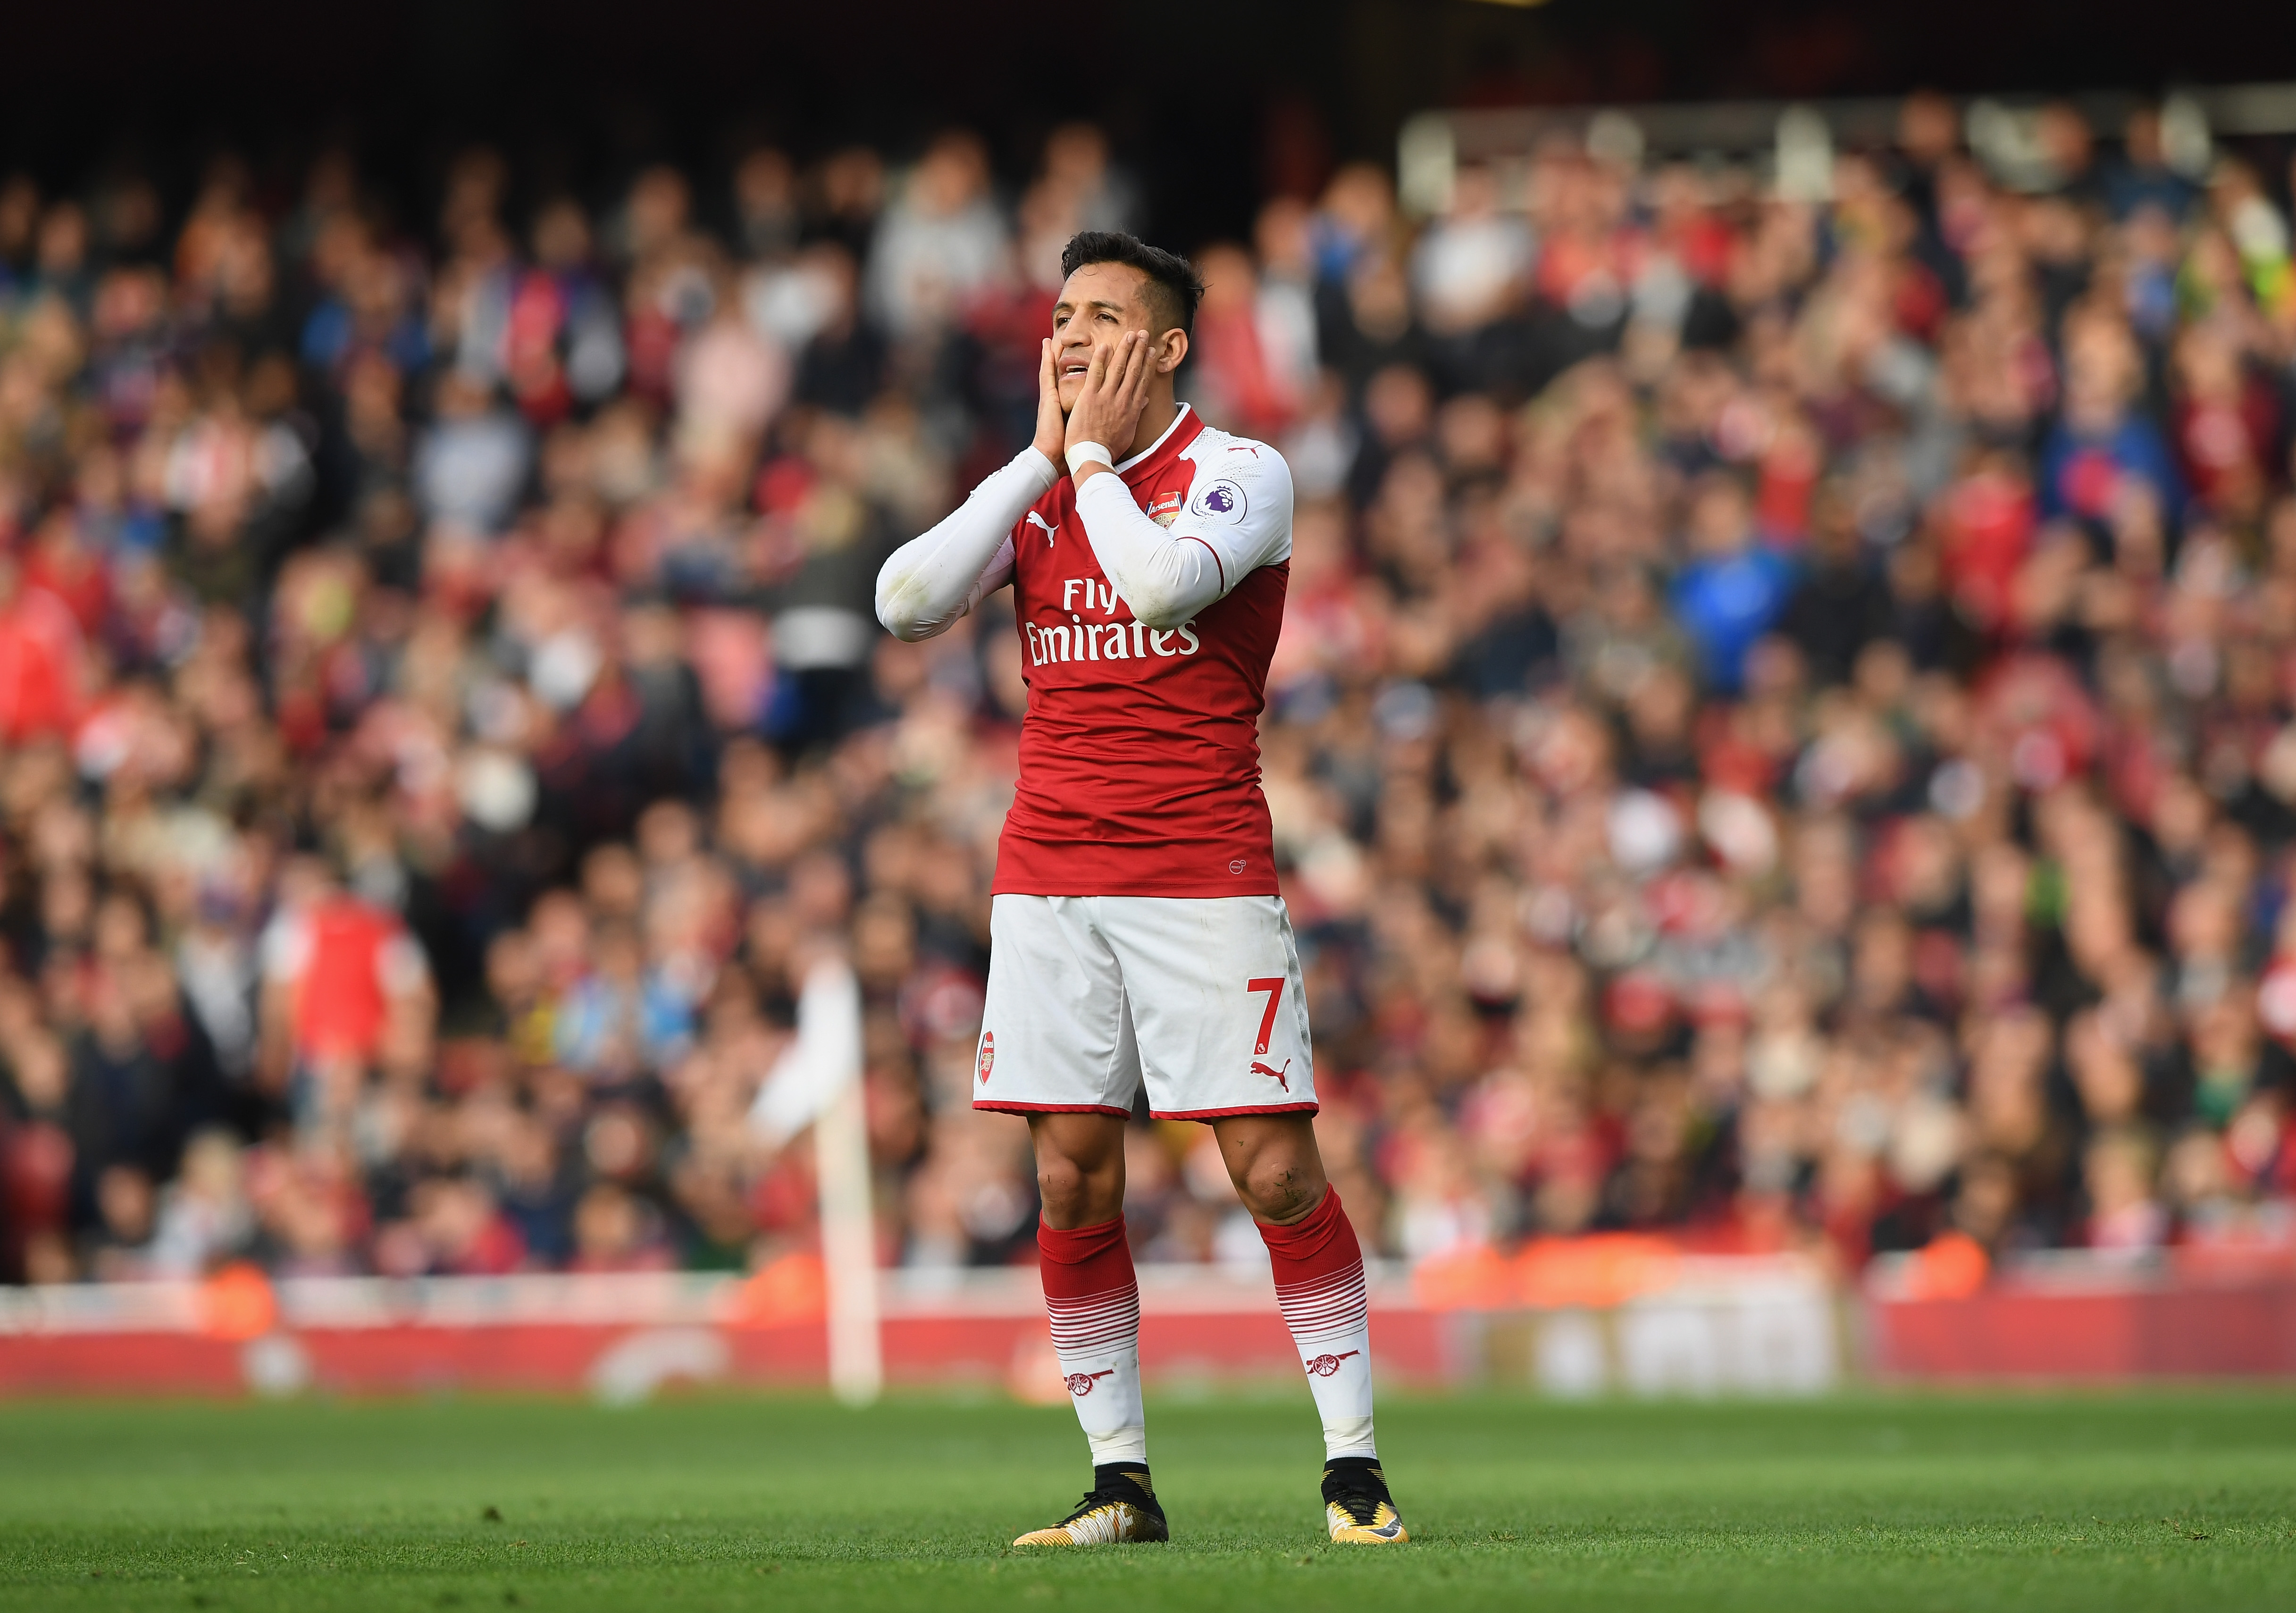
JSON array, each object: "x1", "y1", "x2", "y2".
[{"x1": 1, "y1": 1391, "x2": 2292, "y2": 1611}]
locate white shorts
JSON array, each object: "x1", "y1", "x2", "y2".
[{"x1": 972, "y1": 893, "x2": 1315, "y2": 1121}]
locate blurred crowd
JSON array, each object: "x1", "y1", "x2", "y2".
[{"x1": 4, "y1": 92, "x2": 2296, "y2": 1290}]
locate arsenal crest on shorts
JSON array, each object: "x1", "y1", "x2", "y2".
[{"x1": 976, "y1": 1031, "x2": 995, "y2": 1084}]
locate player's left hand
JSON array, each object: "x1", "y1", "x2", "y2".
[{"x1": 1064, "y1": 330, "x2": 1152, "y2": 468}]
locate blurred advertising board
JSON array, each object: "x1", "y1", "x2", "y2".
[{"x1": 0, "y1": 1239, "x2": 2288, "y2": 1399}]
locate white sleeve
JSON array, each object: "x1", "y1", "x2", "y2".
[
  {"x1": 874, "y1": 447, "x2": 1058, "y2": 641},
  {"x1": 1072, "y1": 444, "x2": 1294, "y2": 630},
  {"x1": 260, "y1": 915, "x2": 310, "y2": 984},
  {"x1": 377, "y1": 931, "x2": 429, "y2": 996}
]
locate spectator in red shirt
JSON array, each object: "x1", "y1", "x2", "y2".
[
  {"x1": 257, "y1": 859, "x2": 434, "y2": 1105},
  {"x1": 0, "y1": 551, "x2": 85, "y2": 744}
]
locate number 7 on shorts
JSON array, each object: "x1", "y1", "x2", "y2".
[{"x1": 1247, "y1": 977, "x2": 1285, "y2": 1057}]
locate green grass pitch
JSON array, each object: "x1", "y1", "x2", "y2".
[{"x1": 1, "y1": 1389, "x2": 2292, "y2": 1611}]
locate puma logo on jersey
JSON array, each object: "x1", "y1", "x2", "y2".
[
  {"x1": 1252, "y1": 1059, "x2": 1292, "y2": 1091},
  {"x1": 1025, "y1": 511, "x2": 1058, "y2": 546}
]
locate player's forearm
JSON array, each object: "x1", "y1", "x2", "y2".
[
  {"x1": 875, "y1": 447, "x2": 1056, "y2": 640},
  {"x1": 1072, "y1": 470, "x2": 1225, "y2": 630}
]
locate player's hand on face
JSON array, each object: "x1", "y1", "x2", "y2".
[
  {"x1": 1031, "y1": 337, "x2": 1067, "y2": 463},
  {"x1": 1063, "y1": 330, "x2": 1153, "y2": 465}
]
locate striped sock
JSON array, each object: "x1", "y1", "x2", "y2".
[
  {"x1": 1038, "y1": 1216, "x2": 1146, "y2": 1467},
  {"x1": 1258, "y1": 1186, "x2": 1377, "y2": 1461}
]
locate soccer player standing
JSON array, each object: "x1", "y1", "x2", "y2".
[{"x1": 876, "y1": 233, "x2": 1405, "y2": 1548}]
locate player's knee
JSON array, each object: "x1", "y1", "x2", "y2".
[
  {"x1": 1234, "y1": 1153, "x2": 1324, "y2": 1223},
  {"x1": 1036, "y1": 1156, "x2": 1082, "y2": 1211},
  {"x1": 1036, "y1": 1154, "x2": 1109, "y2": 1222}
]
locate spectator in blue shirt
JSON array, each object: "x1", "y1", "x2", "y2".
[
  {"x1": 1670, "y1": 473, "x2": 1799, "y2": 696},
  {"x1": 2039, "y1": 304, "x2": 2183, "y2": 529}
]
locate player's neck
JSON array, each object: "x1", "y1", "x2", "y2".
[{"x1": 1122, "y1": 392, "x2": 1182, "y2": 463}]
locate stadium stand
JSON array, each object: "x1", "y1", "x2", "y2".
[{"x1": 1, "y1": 95, "x2": 2294, "y2": 1315}]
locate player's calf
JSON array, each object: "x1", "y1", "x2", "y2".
[
  {"x1": 1020, "y1": 1203, "x2": 1165, "y2": 1546},
  {"x1": 1251, "y1": 1183, "x2": 1409, "y2": 1544}
]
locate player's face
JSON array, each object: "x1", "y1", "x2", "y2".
[{"x1": 1050, "y1": 263, "x2": 1160, "y2": 410}]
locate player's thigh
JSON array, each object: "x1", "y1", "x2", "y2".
[
  {"x1": 1103, "y1": 895, "x2": 1313, "y2": 1119},
  {"x1": 973, "y1": 894, "x2": 1140, "y2": 1117}
]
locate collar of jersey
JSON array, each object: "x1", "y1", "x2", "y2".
[{"x1": 1114, "y1": 403, "x2": 1197, "y2": 476}]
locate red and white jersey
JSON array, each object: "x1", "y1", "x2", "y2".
[
  {"x1": 262, "y1": 896, "x2": 427, "y2": 1063},
  {"x1": 998, "y1": 405, "x2": 1293, "y2": 897}
]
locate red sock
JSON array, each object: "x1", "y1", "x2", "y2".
[
  {"x1": 1257, "y1": 1187, "x2": 1377, "y2": 1459},
  {"x1": 1038, "y1": 1217, "x2": 1146, "y2": 1464}
]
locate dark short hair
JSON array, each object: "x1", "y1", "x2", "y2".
[{"x1": 1059, "y1": 231, "x2": 1205, "y2": 336}]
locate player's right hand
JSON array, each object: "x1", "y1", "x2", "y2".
[{"x1": 1032, "y1": 338, "x2": 1068, "y2": 465}]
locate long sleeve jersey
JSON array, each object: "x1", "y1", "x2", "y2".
[{"x1": 876, "y1": 403, "x2": 1295, "y2": 895}]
